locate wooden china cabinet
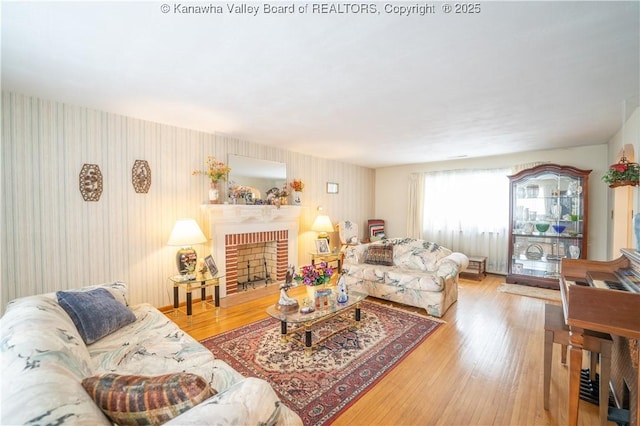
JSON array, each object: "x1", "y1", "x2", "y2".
[{"x1": 506, "y1": 164, "x2": 591, "y2": 289}]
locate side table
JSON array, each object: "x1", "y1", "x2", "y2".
[
  {"x1": 169, "y1": 274, "x2": 223, "y2": 323},
  {"x1": 461, "y1": 256, "x2": 487, "y2": 281},
  {"x1": 310, "y1": 252, "x2": 342, "y2": 271}
]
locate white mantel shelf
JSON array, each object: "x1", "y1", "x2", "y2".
[{"x1": 201, "y1": 204, "x2": 302, "y2": 224}]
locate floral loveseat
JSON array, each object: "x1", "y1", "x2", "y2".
[
  {"x1": 0, "y1": 281, "x2": 302, "y2": 425},
  {"x1": 342, "y1": 238, "x2": 469, "y2": 317}
]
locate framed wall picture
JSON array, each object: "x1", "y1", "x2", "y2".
[
  {"x1": 315, "y1": 238, "x2": 331, "y2": 254},
  {"x1": 204, "y1": 255, "x2": 218, "y2": 276},
  {"x1": 326, "y1": 182, "x2": 339, "y2": 194}
]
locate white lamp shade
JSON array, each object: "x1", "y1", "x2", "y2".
[
  {"x1": 311, "y1": 215, "x2": 334, "y2": 233},
  {"x1": 167, "y1": 219, "x2": 207, "y2": 247}
]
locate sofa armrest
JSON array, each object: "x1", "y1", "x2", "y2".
[
  {"x1": 166, "y1": 377, "x2": 302, "y2": 426},
  {"x1": 344, "y1": 243, "x2": 370, "y2": 265},
  {"x1": 441, "y1": 252, "x2": 469, "y2": 272}
]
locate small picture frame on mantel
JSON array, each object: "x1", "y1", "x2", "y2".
[{"x1": 326, "y1": 182, "x2": 339, "y2": 194}]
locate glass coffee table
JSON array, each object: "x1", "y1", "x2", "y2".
[{"x1": 266, "y1": 290, "x2": 367, "y2": 355}]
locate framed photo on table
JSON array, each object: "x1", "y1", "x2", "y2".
[
  {"x1": 315, "y1": 238, "x2": 331, "y2": 254},
  {"x1": 204, "y1": 255, "x2": 218, "y2": 276}
]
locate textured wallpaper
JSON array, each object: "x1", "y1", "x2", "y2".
[{"x1": 1, "y1": 91, "x2": 374, "y2": 312}]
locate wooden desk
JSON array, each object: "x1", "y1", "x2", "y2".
[{"x1": 560, "y1": 250, "x2": 640, "y2": 426}]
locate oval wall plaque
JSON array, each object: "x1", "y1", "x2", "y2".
[
  {"x1": 132, "y1": 159, "x2": 151, "y2": 193},
  {"x1": 79, "y1": 163, "x2": 103, "y2": 202}
]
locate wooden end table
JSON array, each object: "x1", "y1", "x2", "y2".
[
  {"x1": 461, "y1": 256, "x2": 487, "y2": 280},
  {"x1": 310, "y1": 252, "x2": 342, "y2": 271}
]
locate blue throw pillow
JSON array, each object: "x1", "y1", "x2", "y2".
[{"x1": 57, "y1": 288, "x2": 136, "y2": 344}]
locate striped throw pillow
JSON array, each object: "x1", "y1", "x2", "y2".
[
  {"x1": 364, "y1": 244, "x2": 394, "y2": 266},
  {"x1": 82, "y1": 373, "x2": 215, "y2": 425}
]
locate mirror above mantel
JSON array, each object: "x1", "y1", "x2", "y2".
[{"x1": 227, "y1": 154, "x2": 287, "y2": 203}]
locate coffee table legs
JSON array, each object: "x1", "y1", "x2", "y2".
[
  {"x1": 305, "y1": 327, "x2": 312, "y2": 355},
  {"x1": 278, "y1": 303, "x2": 363, "y2": 355},
  {"x1": 280, "y1": 320, "x2": 287, "y2": 343}
]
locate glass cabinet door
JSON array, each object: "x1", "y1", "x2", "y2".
[{"x1": 507, "y1": 164, "x2": 590, "y2": 288}]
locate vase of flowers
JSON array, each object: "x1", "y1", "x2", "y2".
[
  {"x1": 209, "y1": 182, "x2": 219, "y2": 204},
  {"x1": 289, "y1": 179, "x2": 304, "y2": 206},
  {"x1": 294, "y1": 261, "x2": 334, "y2": 302},
  {"x1": 602, "y1": 155, "x2": 639, "y2": 188},
  {"x1": 193, "y1": 156, "x2": 231, "y2": 203}
]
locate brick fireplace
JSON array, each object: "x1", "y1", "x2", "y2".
[
  {"x1": 201, "y1": 205, "x2": 301, "y2": 300},
  {"x1": 225, "y1": 231, "x2": 288, "y2": 295}
]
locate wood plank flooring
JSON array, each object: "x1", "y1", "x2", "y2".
[{"x1": 166, "y1": 275, "x2": 611, "y2": 425}]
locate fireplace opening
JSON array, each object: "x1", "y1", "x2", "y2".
[
  {"x1": 224, "y1": 230, "x2": 289, "y2": 296},
  {"x1": 236, "y1": 242, "x2": 276, "y2": 290}
]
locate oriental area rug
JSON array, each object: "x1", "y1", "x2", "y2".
[{"x1": 200, "y1": 300, "x2": 441, "y2": 426}]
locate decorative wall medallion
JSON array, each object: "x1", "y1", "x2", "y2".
[
  {"x1": 131, "y1": 159, "x2": 151, "y2": 193},
  {"x1": 79, "y1": 163, "x2": 103, "y2": 201}
]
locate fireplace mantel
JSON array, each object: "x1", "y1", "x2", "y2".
[
  {"x1": 201, "y1": 204, "x2": 301, "y2": 299},
  {"x1": 202, "y1": 204, "x2": 302, "y2": 225}
]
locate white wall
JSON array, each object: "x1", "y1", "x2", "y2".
[
  {"x1": 606, "y1": 106, "x2": 640, "y2": 255},
  {"x1": 1, "y1": 92, "x2": 375, "y2": 313},
  {"x1": 375, "y1": 144, "x2": 610, "y2": 262}
]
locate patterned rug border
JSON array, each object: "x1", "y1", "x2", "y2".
[{"x1": 200, "y1": 300, "x2": 442, "y2": 425}]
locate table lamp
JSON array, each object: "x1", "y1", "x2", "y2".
[
  {"x1": 312, "y1": 214, "x2": 334, "y2": 245},
  {"x1": 167, "y1": 219, "x2": 207, "y2": 275}
]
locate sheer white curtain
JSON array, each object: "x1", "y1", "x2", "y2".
[
  {"x1": 421, "y1": 168, "x2": 511, "y2": 274},
  {"x1": 407, "y1": 173, "x2": 425, "y2": 239}
]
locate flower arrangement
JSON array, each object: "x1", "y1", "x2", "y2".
[
  {"x1": 294, "y1": 262, "x2": 334, "y2": 287},
  {"x1": 192, "y1": 156, "x2": 231, "y2": 183},
  {"x1": 289, "y1": 179, "x2": 305, "y2": 192},
  {"x1": 602, "y1": 155, "x2": 639, "y2": 187}
]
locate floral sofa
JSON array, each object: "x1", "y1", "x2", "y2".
[
  {"x1": 0, "y1": 281, "x2": 302, "y2": 425},
  {"x1": 342, "y1": 238, "x2": 469, "y2": 317}
]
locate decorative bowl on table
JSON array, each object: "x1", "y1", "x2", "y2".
[
  {"x1": 552, "y1": 224, "x2": 566, "y2": 234},
  {"x1": 535, "y1": 223, "x2": 550, "y2": 233}
]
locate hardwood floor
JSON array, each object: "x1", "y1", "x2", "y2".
[{"x1": 166, "y1": 275, "x2": 611, "y2": 425}]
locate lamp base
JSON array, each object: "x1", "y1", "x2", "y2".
[
  {"x1": 318, "y1": 232, "x2": 330, "y2": 245},
  {"x1": 176, "y1": 247, "x2": 197, "y2": 275}
]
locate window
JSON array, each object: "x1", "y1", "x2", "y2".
[{"x1": 422, "y1": 168, "x2": 510, "y2": 273}]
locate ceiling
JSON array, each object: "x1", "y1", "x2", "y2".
[{"x1": 2, "y1": 1, "x2": 639, "y2": 168}]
